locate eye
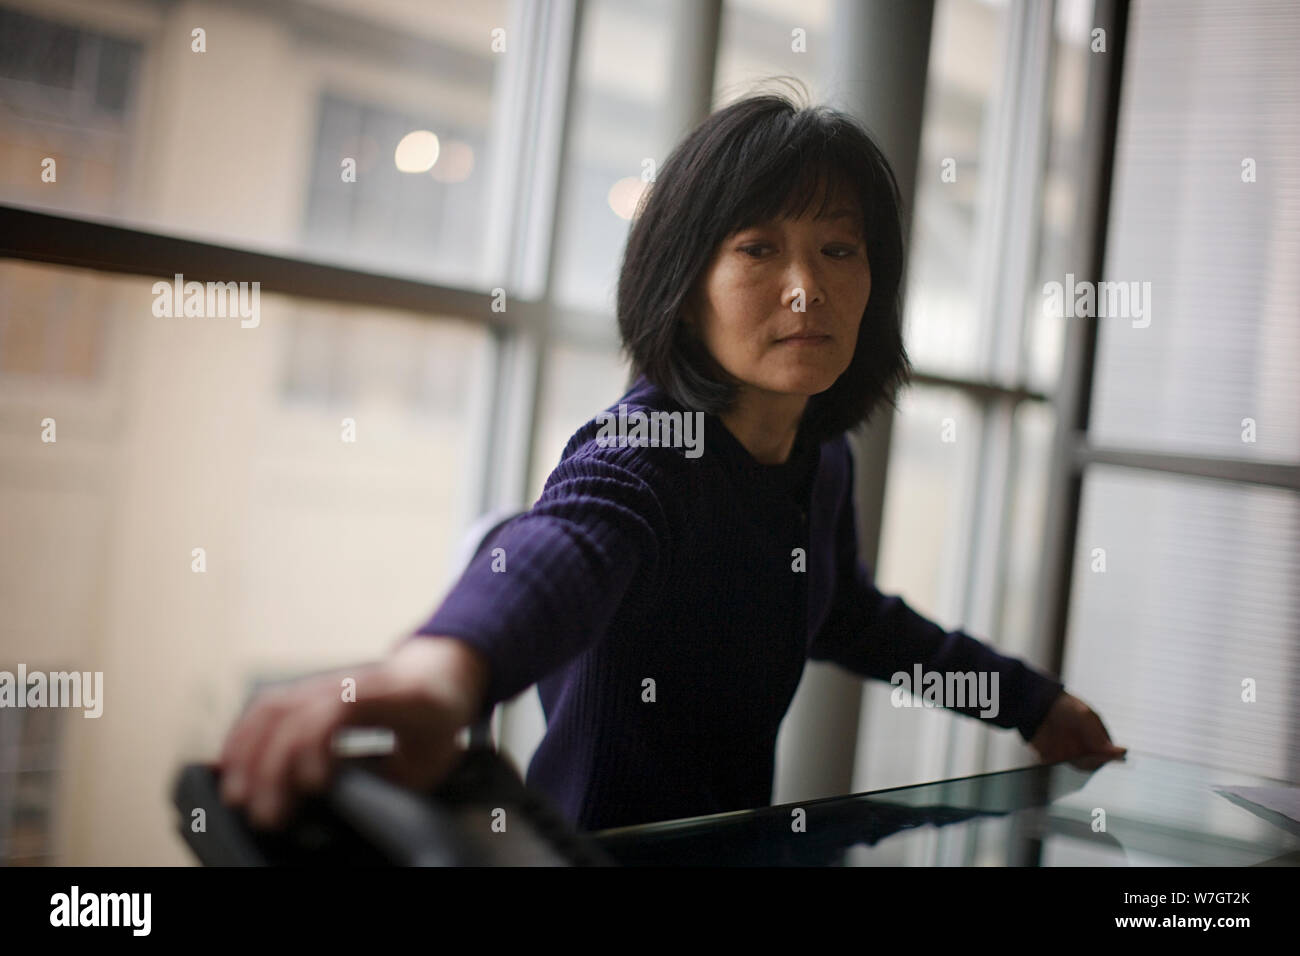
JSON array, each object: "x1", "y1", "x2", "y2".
[
  {"x1": 824, "y1": 245, "x2": 858, "y2": 259},
  {"x1": 738, "y1": 243, "x2": 770, "y2": 258}
]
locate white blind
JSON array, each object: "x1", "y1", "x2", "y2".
[
  {"x1": 1065, "y1": 469, "x2": 1299, "y2": 780},
  {"x1": 1066, "y1": 0, "x2": 1300, "y2": 782},
  {"x1": 1091, "y1": 0, "x2": 1300, "y2": 461}
]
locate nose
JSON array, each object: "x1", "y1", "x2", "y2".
[{"x1": 780, "y1": 254, "x2": 827, "y2": 311}]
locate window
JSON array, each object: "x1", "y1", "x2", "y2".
[
  {"x1": 714, "y1": 0, "x2": 834, "y2": 106},
  {"x1": 0, "y1": 1, "x2": 513, "y2": 287},
  {"x1": 550, "y1": 0, "x2": 676, "y2": 321},
  {"x1": 902, "y1": 0, "x2": 1012, "y2": 379},
  {"x1": 301, "y1": 93, "x2": 493, "y2": 287},
  {"x1": 859, "y1": 1, "x2": 1097, "y2": 808},
  {"x1": 0, "y1": 706, "x2": 65, "y2": 865},
  {"x1": 0, "y1": 7, "x2": 141, "y2": 218},
  {"x1": 0, "y1": 0, "x2": 563, "y2": 864},
  {"x1": 1064, "y1": 0, "x2": 1300, "y2": 780}
]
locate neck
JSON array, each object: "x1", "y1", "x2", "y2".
[{"x1": 719, "y1": 388, "x2": 808, "y2": 465}]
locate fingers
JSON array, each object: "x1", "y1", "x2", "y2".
[
  {"x1": 1067, "y1": 751, "x2": 1116, "y2": 771},
  {"x1": 1083, "y1": 708, "x2": 1127, "y2": 756},
  {"x1": 1086, "y1": 709, "x2": 1112, "y2": 743},
  {"x1": 245, "y1": 693, "x2": 344, "y2": 828},
  {"x1": 218, "y1": 665, "x2": 411, "y2": 827},
  {"x1": 389, "y1": 716, "x2": 472, "y2": 792},
  {"x1": 215, "y1": 657, "x2": 471, "y2": 829},
  {"x1": 1033, "y1": 704, "x2": 1127, "y2": 768},
  {"x1": 219, "y1": 676, "x2": 342, "y2": 825},
  {"x1": 219, "y1": 691, "x2": 296, "y2": 807}
]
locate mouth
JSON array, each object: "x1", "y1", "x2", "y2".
[{"x1": 776, "y1": 334, "x2": 832, "y2": 345}]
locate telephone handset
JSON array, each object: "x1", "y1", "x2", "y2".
[{"x1": 172, "y1": 744, "x2": 615, "y2": 866}]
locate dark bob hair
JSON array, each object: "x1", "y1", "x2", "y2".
[{"x1": 617, "y1": 90, "x2": 912, "y2": 447}]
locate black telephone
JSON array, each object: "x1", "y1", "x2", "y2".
[{"x1": 172, "y1": 744, "x2": 615, "y2": 866}]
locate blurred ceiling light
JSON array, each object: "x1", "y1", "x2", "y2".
[
  {"x1": 394, "y1": 130, "x2": 440, "y2": 173},
  {"x1": 430, "y1": 140, "x2": 474, "y2": 183},
  {"x1": 607, "y1": 176, "x2": 648, "y2": 220}
]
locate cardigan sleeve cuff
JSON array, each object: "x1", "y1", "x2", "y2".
[{"x1": 1012, "y1": 666, "x2": 1066, "y2": 743}]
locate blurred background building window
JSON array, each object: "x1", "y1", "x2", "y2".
[{"x1": 0, "y1": 7, "x2": 141, "y2": 219}]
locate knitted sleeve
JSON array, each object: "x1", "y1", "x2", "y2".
[
  {"x1": 409, "y1": 436, "x2": 682, "y2": 721},
  {"x1": 807, "y1": 443, "x2": 1065, "y2": 742}
]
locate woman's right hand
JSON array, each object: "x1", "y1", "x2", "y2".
[{"x1": 217, "y1": 635, "x2": 489, "y2": 830}]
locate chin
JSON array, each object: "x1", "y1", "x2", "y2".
[{"x1": 770, "y1": 369, "x2": 840, "y2": 396}]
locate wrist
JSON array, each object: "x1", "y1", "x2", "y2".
[{"x1": 391, "y1": 634, "x2": 490, "y2": 729}]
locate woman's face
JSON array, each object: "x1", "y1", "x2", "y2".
[{"x1": 689, "y1": 184, "x2": 871, "y2": 402}]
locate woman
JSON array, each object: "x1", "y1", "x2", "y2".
[{"x1": 219, "y1": 93, "x2": 1125, "y2": 834}]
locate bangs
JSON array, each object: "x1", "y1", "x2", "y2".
[{"x1": 713, "y1": 125, "x2": 876, "y2": 242}]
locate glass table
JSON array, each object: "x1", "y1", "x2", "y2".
[{"x1": 588, "y1": 751, "x2": 1300, "y2": 866}]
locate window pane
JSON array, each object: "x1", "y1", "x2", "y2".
[
  {"x1": 551, "y1": 0, "x2": 675, "y2": 322},
  {"x1": 714, "y1": 0, "x2": 833, "y2": 106},
  {"x1": 0, "y1": 258, "x2": 491, "y2": 863},
  {"x1": 1088, "y1": 0, "x2": 1300, "y2": 462},
  {"x1": 0, "y1": 1, "x2": 512, "y2": 288},
  {"x1": 0, "y1": 708, "x2": 65, "y2": 865},
  {"x1": 1024, "y1": 0, "x2": 1095, "y2": 390},
  {"x1": 1064, "y1": 466, "x2": 1300, "y2": 781},
  {"x1": 528, "y1": 339, "x2": 632, "y2": 504},
  {"x1": 876, "y1": 386, "x2": 983, "y2": 618},
  {"x1": 855, "y1": 385, "x2": 984, "y2": 793},
  {"x1": 902, "y1": 0, "x2": 1010, "y2": 378},
  {"x1": 999, "y1": 400, "x2": 1057, "y2": 660},
  {"x1": 981, "y1": 398, "x2": 1060, "y2": 778}
]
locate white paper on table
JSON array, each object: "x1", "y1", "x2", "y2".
[{"x1": 1214, "y1": 785, "x2": 1300, "y2": 826}]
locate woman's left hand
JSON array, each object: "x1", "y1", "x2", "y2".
[{"x1": 1029, "y1": 692, "x2": 1127, "y2": 769}]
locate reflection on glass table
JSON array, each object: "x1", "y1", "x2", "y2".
[{"x1": 589, "y1": 752, "x2": 1300, "y2": 866}]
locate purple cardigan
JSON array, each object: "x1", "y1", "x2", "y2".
[{"x1": 415, "y1": 374, "x2": 1065, "y2": 831}]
